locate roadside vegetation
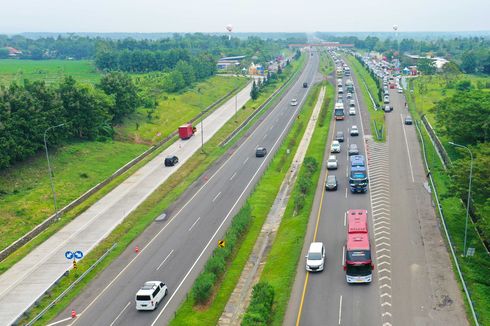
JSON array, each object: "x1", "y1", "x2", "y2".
[
  {"x1": 16, "y1": 53, "x2": 305, "y2": 325},
  {"x1": 345, "y1": 55, "x2": 385, "y2": 141},
  {"x1": 406, "y1": 74, "x2": 490, "y2": 325}
]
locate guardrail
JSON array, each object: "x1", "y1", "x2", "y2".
[
  {"x1": 415, "y1": 121, "x2": 480, "y2": 326},
  {"x1": 23, "y1": 243, "x2": 117, "y2": 326},
  {"x1": 0, "y1": 84, "x2": 246, "y2": 263},
  {"x1": 420, "y1": 115, "x2": 451, "y2": 169}
]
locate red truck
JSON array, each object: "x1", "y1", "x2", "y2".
[{"x1": 178, "y1": 123, "x2": 197, "y2": 140}]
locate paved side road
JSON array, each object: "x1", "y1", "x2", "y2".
[{"x1": 0, "y1": 81, "x2": 254, "y2": 326}]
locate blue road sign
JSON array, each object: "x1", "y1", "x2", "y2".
[
  {"x1": 65, "y1": 251, "x2": 74, "y2": 260},
  {"x1": 74, "y1": 251, "x2": 84, "y2": 259}
]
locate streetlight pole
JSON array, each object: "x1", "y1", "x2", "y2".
[
  {"x1": 44, "y1": 123, "x2": 66, "y2": 220},
  {"x1": 449, "y1": 142, "x2": 473, "y2": 257}
]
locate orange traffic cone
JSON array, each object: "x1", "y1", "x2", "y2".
[
  {"x1": 135, "y1": 246, "x2": 139, "y2": 253},
  {"x1": 71, "y1": 309, "x2": 77, "y2": 318}
]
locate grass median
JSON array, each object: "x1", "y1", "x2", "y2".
[
  {"x1": 17, "y1": 55, "x2": 306, "y2": 326},
  {"x1": 407, "y1": 90, "x2": 490, "y2": 326},
  {"x1": 170, "y1": 78, "x2": 320, "y2": 326},
  {"x1": 259, "y1": 81, "x2": 334, "y2": 326},
  {"x1": 345, "y1": 55, "x2": 385, "y2": 142}
]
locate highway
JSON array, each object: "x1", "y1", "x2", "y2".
[
  {"x1": 50, "y1": 51, "x2": 321, "y2": 326},
  {"x1": 286, "y1": 53, "x2": 467, "y2": 326}
]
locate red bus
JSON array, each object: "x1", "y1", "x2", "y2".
[
  {"x1": 344, "y1": 209, "x2": 373, "y2": 283},
  {"x1": 347, "y1": 209, "x2": 368, "y2": 234}
]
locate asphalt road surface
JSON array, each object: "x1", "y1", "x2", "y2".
[
  {"x1": 286, "y1": 55, "x2": 467, "y2": 326},
  {"x1": 51, "y1": 51, "x2": 321, "y2": 326}
]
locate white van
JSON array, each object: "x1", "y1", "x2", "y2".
[
  {"x1": 135, "y1": 281, "x2": 168, "y2": 311},
  {"x1": 305, "y1": 242, "x2": 325, "y2": 272}
]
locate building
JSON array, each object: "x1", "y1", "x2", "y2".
[
  {"x1": 5, "y1": 47, "x2": 22, "y2": 57},
  {"x1": 404, "y1": 54, "x2": 449, "y2": 70},
  {"x1": 216, "y1": 55, "x2": 246, "y2": 70}
]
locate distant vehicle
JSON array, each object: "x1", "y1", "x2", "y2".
[
  {"x1": 306, "y1": 242, "x2": 325, "y2": 272},
  {"x1": 335, "y1": 131, "x2": 345, "y2": 142},
  {"x1": 290, "y1": 98, "x2": 298, "y2": 106},
  {"x1": 350, "y1": 166, "x2": 368, "y2": 193},
  {"x1": 331, "y1": 140, "x2": 341, "y2": 153},
  {"x1": 345, "y1": 79, "x2": 354, "y2": 93},
  {"x1": 334, "y1": 103, "x2": 345, "y2": 121},
  {"x1": 178, "y1": 123, "x2": 196, "y2": 140},
  {"x1": 349, "y1": 107, "x2": 356, "y2": 115},
  {"x1": 325, "y1": 175, "x2": 338, "y2": 191},
  {"x1": 346, "y1": 92, "x2": 353, "y2": 99},
  {"x1": 350, "y1": 125, "x2": 359, "y2": 136},
  {"x1": 164, "y1": 155, "x2": 179, "y2": 167},
  {"x1": 338, "y1": 87, "x2": 344, "y2": 94},
  {"x1": 349, "y1": 100, "x2": 355, "y2": 108},
  {"x1": 350, "y1": 155, "x2": 365, "y2": 168},
  {"x1": 303, "y1": 82, "x2": 308, "y2": 88},
  {"x1": 397, "y1": 88, "x2": 403, "y2": 93},
  {"x1": 337, "y1": 79, "x2": 343, "y2": 87},
  {"x1": 348, "y1": 144, "x2": 359, "y2": 156},
  {"x1": 327, "y1": 155, "x2": 338, "y2": 170},
  {"x1": 404, "y1": 116, "x2": 413, "y2": 125},
  {"x1": 383, "y1": 96, "x2": 390, "y2": 104},
  {"x1": 135, "y1": 281, "x2": 168, "y2": 311},
  {"x1": 384, "y1": 105, "x2": 393, "y2": 112},
  {"x1": 255, "y1": 147, "x2": 267, "y2": 157}
]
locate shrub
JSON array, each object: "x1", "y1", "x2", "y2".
[
  {"x1": 192, "y1": 272, "x2": 216, "y2": 304},
  {"x1": 205, "y1": 255, "x2": 226, "y2": 277},
  {"x1": 241, "y1": 282, "x2": 275, "y2": 326}
]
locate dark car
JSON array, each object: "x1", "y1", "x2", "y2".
[
  {"x1": 303, "y1": 82, "x2": 308, "y2": 88},
  {"x1": 348, "y1": 144, "x2": 359, "y2": 156},
  {"x1": 325, "y1": 175, "x2": 338, "y2": 191},
  {"x1": 404, "y1": 116, "x2": 413, "y2": 125},
  {"x1": 255, "y1": 147, "x2": 267, "y2": 157},
  {"x1": 335, "y1": 131, "x2": 345, "y2": 142},
  {"x1": 164, "y1": 155, "x2": 179, "y2": 167}
]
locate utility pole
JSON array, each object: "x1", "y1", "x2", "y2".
[{"x1": 44, "y1": 123, "x2": 66, "y2": 220}]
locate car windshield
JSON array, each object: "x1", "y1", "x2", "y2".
[
  {"x1": 346, "y1": 264, "x2": 372, "y2": 276},
  {"x1": 308, "y1": 252, "x2": 322, "y2": 260}
]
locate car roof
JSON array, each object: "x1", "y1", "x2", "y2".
[
  {"x1": 309, "y1": 242, "x2": 324, "y2": 252},
  {"x1": 352, "y1": 125, "x2": 358, "y2": 128},
  {"x1": 328, "y1": 155, "x2": 336, "y2": 160},
  {"x1": 350, "y1": 143, "x2": 358, "y2": 148},
  {"x1": 137, "y1": 281, "x2": 163, "y2": 294},
  {"x1": 336, "y1": 131, "x2": 344, "y2": 135},
  {"x1": 327, "y1": 174, "x2": 336, "y2": 180},
  {"x1": 332, "y1": 140, "x2": 339, "y2": 144}
]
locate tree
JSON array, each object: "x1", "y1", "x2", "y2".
[
  {"x1": 0, "y1": 48, "x2": 9, "y2": 59},
  {"x1": 59, "y1": 76, "x2": 113, "y2": 139},
  {"x1": 417, "y1": 58, "x2": 436, "y2": 75},
  {"x1": 98, "y1": 72, "x2": 138, "y2": 123},
  {"x1": 250, "y1": 80, "x2": 259, "y2": 100},
  {"x1": 175, "y1": 60, "x2": 196, "y2": 86},
  {"x1": 433, "y1": 90, "x2": 490, "y2": 144},
  {"x1": 461, "y1": 51, "x2": 477, "y2": 73}
]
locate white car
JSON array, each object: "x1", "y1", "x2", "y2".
[
  {"x1": 350, "y1": 125, "x2": 359, "y2": 136},
  {"x1": 135, "y1": 281, "x2": 168, "y2": 311},
  {"x1": 327, "y1": 155, "x2": 338, "y2": 170},
  {"x1": 305, "y1": 242, "x2": 325, "y2": 272},
  {"x1": 397, "y1": 88, "x2": 403, "y2": 93},
  {"x1": 290, "y1": 98, "x2": 298, "y2": 106},
  {"x1": 330, "y1": 140, "x2": 341, "y2": 153},
  {"x1": 349, "y1": 107, "x2": 356, "y2": 115}
]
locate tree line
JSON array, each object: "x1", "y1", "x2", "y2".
[
  {"x1": 0, "y1": 72, "x2": 138, "y2": 169},
  {"x1": 432, "y1": 88, "x2": 490, "y2": 241}
]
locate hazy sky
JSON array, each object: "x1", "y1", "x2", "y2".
[{"x1": 1, "y1": 0, "x2": 489, "y2": 33}]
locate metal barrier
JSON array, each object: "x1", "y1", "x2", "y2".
[{"x1": 25, "y1": 243, "x2": 118, "y2": 326}]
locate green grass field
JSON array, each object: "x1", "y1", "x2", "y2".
[
  {"x1": 0, "y1": 59, "x2": 100, "y2": 85},
  {"x1": 118, "y1": 75, "x2": 249, "y2": 143},
  {"x1": 0, "y1": 141, "x2": 147, "y2": 252}
]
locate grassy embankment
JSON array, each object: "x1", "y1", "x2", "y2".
[
  {"x1": 407, "y1": 74, "x2": 490, "y2": 325},
  {"x1": 17, "y1": 54, "x2": 306, "y2": 325},
  {"x1": 170, "y1": 77, "x2": 321, "y2": 325},
  {"x1": 345, "y1": 55, "x2": 385, "y2": 141}
]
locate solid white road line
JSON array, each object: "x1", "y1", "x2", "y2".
[
  {"x1": 156, "y1": 249, "x2": 174, "y2": 271},
  {"x1": 338, "y1": 295, "x2": 343, "y2": 325},
  {"x1": 212, "y1": 192, "x2": 221, "y2": 202},
  {"x1": 188, "y1": 217, "x2": 201, "y2": 232},
  {"x1": 400, "y1": 114, "x2": 415, "y2": 183},
  {"x1": 109, "y1": 301, "x2": 131, "y2": 326},
  {"x1": 46, "y1": 316, "x2": 76, "y2": 326}
]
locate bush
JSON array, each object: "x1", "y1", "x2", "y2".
[
  {"x1": 241, "y1": 282, "x2": 275, "y2": 326},
  {"x1": 192, "y1": 272, "x2": 216, "y2": 304},
  {"x1": 205, "y1": 255, "x2": 226, "y2": 277}
]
